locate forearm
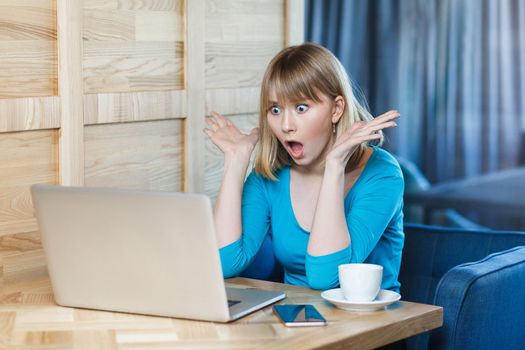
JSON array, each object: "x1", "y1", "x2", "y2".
[
  {"x1": 308, "y1": 161, "x2": 351, "y2": 256},
  {"x1": 214, "y1": 152, "x2": 251, "y2": 248}
]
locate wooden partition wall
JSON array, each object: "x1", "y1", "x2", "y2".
[{"x1": 0, "y1": 0, "x2": 304, "y2": 286}]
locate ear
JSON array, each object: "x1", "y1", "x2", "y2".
[{"x1": 331, "y1": 96, "x2": 345, "y2": 124}]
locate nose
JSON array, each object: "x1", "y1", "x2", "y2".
[{"x1": 281, "y1": 110, "x2": 296, "y2": 133}]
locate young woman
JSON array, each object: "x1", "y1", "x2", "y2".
[{"x1": 204, "y1": 43, "x2": 404, "y2": 292}]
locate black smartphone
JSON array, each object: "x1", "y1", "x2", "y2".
[{"x1": 273, "y1": 304, "x2": 327, "y2": 327}]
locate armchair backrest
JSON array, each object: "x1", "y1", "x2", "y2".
[
  {"x1": 430, "y1": 246, "x2": 525, "y2": 350},
  {"x1": 400, "y1": 224, "x2": 525, "y2": 350}
]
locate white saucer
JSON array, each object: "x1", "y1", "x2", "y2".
[{"x1": 321, "y1": 288, "x2": 401, "y2": 312}]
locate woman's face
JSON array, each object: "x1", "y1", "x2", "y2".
[{"x1": 266, "y1": 90, "x2": 343, "y2": 171}]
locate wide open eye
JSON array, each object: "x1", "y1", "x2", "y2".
[
  {"x1": 269, "y1": 105, "x2": 281, "y2": 115},
  {"x1": 296, "y1": 104, "x2": 309, "y2": 113}
]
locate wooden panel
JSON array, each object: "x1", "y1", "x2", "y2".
[
  {"x1": 83, "y1": 9, "x2": 135, "y2": 41},
  {"x1": 0, "y1": 97, "x2": 60, "y2": 133},
  {"x1": 135, "y1": 11, "x2": 184, "y2": 42},
  {"x1": 184, "y1": 0, "x2": 206, "y2": 193},
  {"x1": 0, "y1": 1, "x2": 55, "y2": 40},
  {"x1": 285, "y1": 0, "x2": 305, "y2": 45},
  {"x1": 204, "y1": 113, "x2": 259, "y2": 201},
  {"x1": 83, "y1": 1, "x2": 184, "y2": 94},
  {"x1": 58, "y1": 0, "x2": 84, "y2": 186},
  {"x1": 83, "y1": 9, "x2": 184, "y2": 42},
  {"x1": 205, "y1": 0, "x2": 284, "y2": 89},
  {"x1": 205, "y1": 42, "x2": 282, "y2": 89},
  {"x1": 84, "y1": 120, "x2": 184, "y2": 191},
  {"x1": 84, "y1": 0, "x2": 182, "y2": 11},
  {"x1": 83, "y1": 41, "x2": 184, "y2": 93},
  {"x1": 205, "y1": 87, "x2": 259, "y2": 116},
  {"x1": 0, "y1": 41, "x2": 56, "y2": 99},
  {"x1": 0, "y1": 0, "x2": 56, "y2": 98},
  {"x1": 84, "y1": 90, "x2": 186, "y2": 125},
  {"x1": 206, "y1": 0, "x2": 284, "y2": 42},
  {"x1": 0, "y1": 130, "x2": 58, "y2": 237}
]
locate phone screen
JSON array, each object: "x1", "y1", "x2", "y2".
[{"x1": 273, "y1": 304, "x2": 327, "y2": 327}]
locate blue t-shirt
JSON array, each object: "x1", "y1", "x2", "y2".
[{"x1": 219, "y1": 146, "x2": 405, "y2": 292}]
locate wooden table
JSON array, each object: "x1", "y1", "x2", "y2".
[
  {"x1": 0, "y1": 268, "x2": 442, "y2": 349},
  {"x1": 405, "y1": 167, "x2": 525, "y2": 228}
]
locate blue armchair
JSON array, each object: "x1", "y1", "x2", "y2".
[{"x1": 400, "y1": 224, "x2": 525, "y2": 350}]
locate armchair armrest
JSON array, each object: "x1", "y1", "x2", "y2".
[
  {"x1": 430, "y1": 246, "x2": 525, "y2": 350},
  {"x1": 400, "y1": 224, "x2": 525, "y2": 350}
]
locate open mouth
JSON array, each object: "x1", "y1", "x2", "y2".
[{"x1": 286, "y1": 141, "x2": 304, "y2": 159}]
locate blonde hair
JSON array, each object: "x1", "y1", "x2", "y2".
[{"x1": 255, "y1": 42, "x2": 382, "y2": 180}]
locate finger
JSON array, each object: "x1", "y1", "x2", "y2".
[
  {"x1": 218, "y1": 113, "x2": 232, "y2": 127},
  {"x1": 353, "y1": 114, "x2": 398, "y2": 134},
  {"x1": 205, "y1": 118, "x2": 219, "y2": 131},
  {"x1": 364, "y1": 112, "x2": 399, "y2": 130},
  {"x1": 206, "y1": 122, "x2": 219, "y2": 132},
  {"x1": 211, "y1": 111, "x2": 228, "y2": 128},
  {"x1": 349, "y1": 120, "x2": 366, "y2": 132},
  {"x1": 370, "y1": 110, "x2": 400, "y2": 124},
  {"x1": 363, "y1": 120, "x2": 397, "y2": 134}
]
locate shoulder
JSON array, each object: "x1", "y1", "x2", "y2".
[
  {"x1": 357, "y1": 147, "x2": 404, "y2": 193},
  {"x1": 365, "y1": 146, "x2": 403, "y2": 180}
]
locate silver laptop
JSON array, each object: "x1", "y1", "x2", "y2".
[{"x1": 31, "y1": 184, "x2": 285, "y2": 322}]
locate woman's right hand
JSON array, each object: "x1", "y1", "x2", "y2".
[{"x1": 203, "y1": 111, "x2": 260, "y2": 158}]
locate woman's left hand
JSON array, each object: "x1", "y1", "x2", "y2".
[{"x1": 326, "y1": 110, "x2": 400, "y2": 167}]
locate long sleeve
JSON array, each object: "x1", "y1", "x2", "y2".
[
  {"x1": 305, "y1": 172, "x2": 404, "y2": 290},
  {"x1": 219, "y1": 171, "x2": 272, "y2": 278}
]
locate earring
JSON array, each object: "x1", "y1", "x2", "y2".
[{"x1": 332, "y1": 123, "x2": 336, "y2": 134}]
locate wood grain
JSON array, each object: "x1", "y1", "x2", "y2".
[
  {"x1": 84, "y1": 120, "x2": 183, "y2": 191},
  {"x1": 0, "y1": 41, "x2": 57, "y2": 98},
  {"x1": 184, "y1": 0, "x2": 206, "y2": 193},
  {"x1": 205, "y1": 42, "x2": 283, "y2": 89},
  {"x1": 58, "y1": 0, "x2": 84, "y2": 186},
  {"x1": 0, "y1": 130, "x2": 58, "y2": 237},
  {"x1": 83, "y1": 41, "x2": 184, "y2": 93},
  {"x1": 285, "y1": 0, "x2": 305, "y2": 46},
  {"x1": 0, "y1": 268, "x2": 443, "y2": 350},
  {"x1": 84, "y1": 90, "x2": 186, "y2": 125},
  {"x1": 0, "y1": 0, "x2": 56, "y2": 98},
  {"x1": 135, "y1": 11, "x2": 184, "y2": 42},
  {"x1": 205, "y1": 87, "x2": 259, "y2": 116},
  {"x1": 0, "y1": 2, "x2": 55, "y2": 40},
  {"x1": 206, "y1": 0, "x2": 284, "y2": 42},
  {"x1": 84, "y1": 0, "x2": 182, "y2": 11},
  {"x1": 83, "y1": 9, "x2": 135, "y2": 41},
  {"x1": 0, "y1": 96, "x2": 60, "y2": 133},
  {"x1": 82, "y1": 0, "x2": 184, "y2": 94}
]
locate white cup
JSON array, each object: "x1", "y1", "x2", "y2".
[{"x1": 338, "y1": 263, "x2": 383, "y2": 302}]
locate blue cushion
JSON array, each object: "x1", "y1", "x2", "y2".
[
  {"x1": 430, "y1": 246, "x2": 525, "y2": 350},
  {"x1": 399, "y1": 224, "x2": 525, "y2": 350}
]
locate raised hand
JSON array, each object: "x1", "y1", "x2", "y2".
[
  {"x1": 326, "y1": 110, "x2": 400, "y2": 166},
  {"x1": 203, "y1": 111, "x2": 260, "y2": 159}
]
